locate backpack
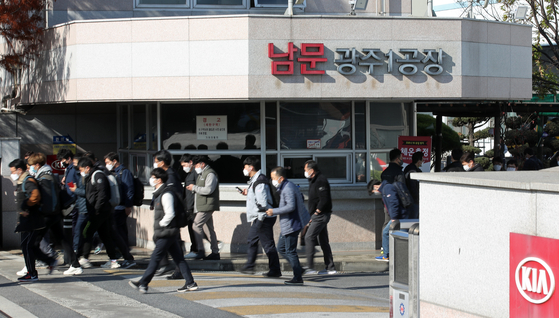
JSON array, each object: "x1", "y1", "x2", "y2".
[
  {"x1": 28, "y1": 172, "x2": 61, "y2": 216},
  {"x1": 252, "y1": 174, "x2": 280, "y2": 209},
  {"x1": 117, "y1": 168, "x2": 144, "y2": 206},
  {"x1": 92, "y1": 170, "x2": 120, "y2": 207},
  {"x1": 393, "y1": 181, "x2": 414, "y2": 208}
]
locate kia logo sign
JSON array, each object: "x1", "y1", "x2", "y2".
[
  {"x1": 51, "y1": 159, "x2": 66, "y2": 171},
  {"x1": 515, "y1": 257, "x2": 556, "y2": 304}
]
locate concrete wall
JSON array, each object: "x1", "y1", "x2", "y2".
[
  {"x1": 1, "y1": 16, "x2": 531, "y2": 104},
  {"x1": 0, "y1": 138, "x2": 21, "y2": 249},
  {"x1": 413, "y1": 170, "x2": 559, "y2": 318}
]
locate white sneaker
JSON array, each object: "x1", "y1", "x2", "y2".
[
  {"x1": 79, "y1": 258, "x2": 92, "y2": 268},
  {"x1": 17, "y1": 266, "x2": 27, "y2": 276},
  {"x1": 101, "y1": 260, "x2": 121, "y2": 269},
  {"x1": 318, "y1": 269, "x2": 337, "y2": 275},
  {"x1": 64, "y1": 266, "x2": 83, "y2": 275}
]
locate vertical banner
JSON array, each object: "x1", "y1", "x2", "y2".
[{"x1": 398, "y1": 136, "x2": 432, "y2": 172}]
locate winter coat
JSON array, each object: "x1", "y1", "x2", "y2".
[
  {"x1": 152, "y1": 184, "x2": 180, "y2": 240},
  {"x1": 14, "y1": 172, "x2": 45, "y2": 232},
  {"x1": 272, "y1": 180, "x2": 310, "y2": 235},
  {"x1": 379, "y1": 180, "x2": 408, "y2": 220},
  {"x1": 307, "y1": 171, "x2": 332, "y2": 215},
  {"x1": 381, "y1": 162, "x2": 405, "y2": 184},
  {"x1": 84, "y1": 167, "x2": 112, "y2": 216}
]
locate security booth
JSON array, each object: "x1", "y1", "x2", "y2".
[{"x1": 389, "y1": 220, "x2": 419, "y2": 318}]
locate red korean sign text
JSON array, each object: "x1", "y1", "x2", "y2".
[
  {"x1": 510, "y1": 233, "x2": 559, "y2": 317},
  {"x1": 268, "y1": 42, "x2": 327, "y2": 75},
  {"x1": 397, "y1": 136, "x2": 431, "y2": 165}
]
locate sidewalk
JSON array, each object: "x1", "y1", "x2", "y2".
[{"x1": 6, "y1": 247, "x2": 389, "y2": 273}]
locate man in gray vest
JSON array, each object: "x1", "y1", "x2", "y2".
[{"x1": 185, "y1": 155, "x2": 220, "y2": 260}]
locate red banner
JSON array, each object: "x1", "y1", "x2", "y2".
[{"x1": 397, "y1": 136, "x2": 431, "y2": 165}]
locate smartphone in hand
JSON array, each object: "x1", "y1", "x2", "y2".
[
  {"x1": 67, "y1": 182, "x2": 75, "y2": 188},
  {"x1": 236, "y1": 187, "x2": 243, "y2": 194}
]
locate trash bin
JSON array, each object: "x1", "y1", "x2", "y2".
[{"x1": 389, "y1": 220, "x2": 419, "y2": 318}]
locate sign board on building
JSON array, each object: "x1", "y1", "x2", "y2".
[
  {"x1": 47, "y1": 155, "x2": 66, "y2": 175},
  {"x1": 307, "y1": 139, "x2": 321, "y2": 149},
  {"x1": 397, "y1": 136, "x2": 431, "y2": 165},
  {"x1": 53, "y1": 135, "x2": 76, "y2": 155},
  {"x1": 510, "y1": 233, "x2": 558, "y2": 317},
  {"x1": 197, "y1": 116, "x2": 227, "y2": 140}
]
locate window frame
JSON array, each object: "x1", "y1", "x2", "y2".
[
  {"x1": 193, "y1": 0, "x2": 247, "y2": 9},
  {"x1": 135, "y1": 0, "x2": 191, "y2": 9},
  {"x1": 253, "y1": 0, "x2": 306, "y2": 8}
]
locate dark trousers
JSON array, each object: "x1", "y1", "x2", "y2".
[
  {"x1": 140, "y1": 235, "x2": 195, "y2": 287},
  {"x1": 73, "y1": 212, "x2": 89, "y2": 255},
  {"x1": 305, "y1": 212, "x2": 335, "y2": 271},
  {"x1": 62, "y1": 211, "x2": 75, "y2": 265},
  {"x1": 36, "y1": 215, "x2": 74, "y2": 268},
  {"x1": 81, "y1": 212, "x2": 117, "y2": 260},
  {"x1": 278, "y1": 231, "x2": 302, "y2": 280},
  {"x1": 21, "y1": 230, "x2": 53, "y2": 276},
  {"x1": 244, "y1": 217, "x2": 280, "y2": 273},
  {"x1": 111, "y1": 212, "x2": 134, "y2": 261},
  {"x1": 187, "y1": 216, "x2": 198, "y2": 253},
  {"x1": 113, "y1": 209, "x2": 129, "y2": 247}
]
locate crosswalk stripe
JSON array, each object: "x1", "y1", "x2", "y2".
[
  {"x1": 175, "y1": 291, "x2": 371, "y2": 301},
  {"x1": 220, "y1": 305, "x2": 389, "y2": 315}
]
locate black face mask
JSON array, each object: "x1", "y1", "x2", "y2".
[{"x1": 62, "y1": 161, "x2": 69, "y2": 168}]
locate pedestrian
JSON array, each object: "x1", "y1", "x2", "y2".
[
  {"x1": 239, "y1": 156, "x2": 281, "y2": 277},
  {"x1": 443, "y1": 148, "x2": 464, "y2": 172},
  {"x1": 266, "y1": 166, "x2": 310, "y2": 285},
  {"x1": 460, "y1": 152, "x2": 484, "y2": 171},
  {"x1": 185, "y1": 155, "x2": 221, "y2": 260},
  {"x1": 64, "y1": 153, "x2": 87, "y2": 275},
  {"x1": 58, "y1": 149, "x2": 80, "y2": 266},
  {"x1": 303, "y1": 160, "x2": 336, "y2": 275},
  {"x1": 492, "y1": 156, "x2": 504, "y2": 171},
  {"x1": 375, "y1": 179, "x2": 408, "y2": 262},
  {"x1": 129, "y1": 168, "x2": 198, "y2": 294},
  {"x1": 381, "y1": 148, "x2": 405, "y2": 184},
  {"x1": 506, "y1": 159, "x2": 518, "y2": 171},
  {"x1": 403, "y1": 151, "x2": 423, "y2": 219},
  {"x1": 522, "y1": 148, "x2": 543, "y2": 170},
  {"x1": 11, "y1": 158, "x2": 55, "y2": 283},
  {"x1": 180, "y1": 154, "x2": 200, "y2": 259},
  {"x1": 70, "y1": 157, "x2": 120, "y2": 269}
]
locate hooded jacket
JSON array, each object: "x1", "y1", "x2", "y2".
[{"x1": 84, "y1": 166, "x2": 112, "y2": 215}]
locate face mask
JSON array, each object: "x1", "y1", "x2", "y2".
[
  {"x1": 61, "y1": 161, "x2": 69, "y2": 168},
  {"x1": 494, "y1": 165, "x2": 501, "y2": 171},
  {"x1": 80, "y1": 171, "x2": 88, "y2": 177},
  {"x1": 195, "y1": 167, "x2": 203, "y2": 174},
  {"x1": 304, "y1": 171, "x2": 311, "y2": 178},
  {"x1": 10, "y1": 173, "x2": 19, "y2": 181},
  {"x1": 243, "y1": 169, "x2": 250, "y2": 177},
  {"x1": 183, "y1": 166, "x2": 191, "y2": 173},
  {"x1": 106, "y1": 164, "x2": 114, "y2": 171},
  {"x1": 29, "y1": 166, "x2": 37, "y2": 176},
  {"x1": 463, "y1": 165, "x2": 470, "y2": 172},
  {"x1": 149, "y1": 177, "x2": 157, "y2": 187},
  {"x1": 272, "y1": 179, "x2": 280, "y2": 187},
  {"x1": 507, "y1": 167, "x2": 516, "y2": 171},
  {"x1": 153, "y1": 162, "x2": 159, "y2": 169}
]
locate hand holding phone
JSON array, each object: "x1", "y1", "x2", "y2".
[
  {"x1": 236, "y1": 187, "x2": 243, "y2": 194},
  {"x1": 68, "y1": 181, "x2": 75, "y2": 188}
]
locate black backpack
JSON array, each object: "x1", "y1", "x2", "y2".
[
  {"x1": 117, "y1": 168, "x2": 144, "y2": 207},
  {"x1": 252, "y1": 174, "x2": 280, "y2": 209},
  {"x1": 393, "y1": 181, "x2": 414, "y2": 208},
  {"x1": 168, "y1": 188, "x2": 188, "y2": 228},
  {"x1": 24, "y1": 172, "x2": 61, "y2": 216}
]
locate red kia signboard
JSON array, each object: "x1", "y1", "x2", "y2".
[{"x1": 510, "y1": 233, "x2": 559, "y2": 317}]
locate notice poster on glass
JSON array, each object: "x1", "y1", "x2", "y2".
[{"x1": 197, "y1": 116, "x2": 227, "y2": 140}]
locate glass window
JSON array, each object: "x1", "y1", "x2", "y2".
[
  {"x1": 355, "y1": 153, "x2": 367, "y2": 183},
  {"x1": 138, "y1": 0, "x2": 187, "y2": 4},
  {"x1": 355, "y1": 102, "x2": 366, "y2": 149},
  {"x1": 283, "y1": 156, "x2": 312, "y2": 179},
  {"x1": 254, "y1": 0, "x2": 305, "y2": 6},
  {"x1": 370, "y1": 103, "x2": 406, "y2": 149},
  {"x1": 212, "y1": 154, "x2": 247, "y2": 183},
  {"x1": 119, "y1": 105, "x2": 129, "y2": 149},
  {"x1": 196, "y1": 0, "x2": 243, "y2": 5},
  {"x1": 266, "y1": 102, "x2": 277, "y2": 150},
  {"x1": 161, "y1": 103, "x2": 261, "y2": 151},
  {"x1": 149, "y1": 105, "x2": 157, "y2": 150},
  {"x1": 370, "y1": 152, "x2": 389, "y2": 182},
  {"x1": 265, "y1": 154, "x2": 278, "y2": 177},
  {"x1": 280, "y1": 102, "x2": 352, "y2": 150},
  {"x1": 132, "y1": 105, "x2": 147, "y2": 150},
  {"x1": 316, "y1": 156, "x2": 348, "y2": 180},
  {"x1": 132, "y1": 154, "x2": 150, "y2": 183}
]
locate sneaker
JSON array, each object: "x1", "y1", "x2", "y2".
[
  {"x1": 167, "y1": 272, "x2": 183, "y2": 280},
  {"x1": 129, "y1": 280, "x2": 148, "y2": 294},
  {"x1": 303, "y1": 268, "x2": 318, "y2": 275},
  {"x1": 375, "y1": 256, "x2": 389, "y2": 262},
  {"x1": 18, "y1": 273, "x2": 38, "y2": 283},
  {"x1": 318, "y1": 269, "x2": 337, "y2": 275},
  {"x1": 177, "y1": 282, "x2": 198, "y2": 292},
  {"x1": 64, "y1": 266, "x2": 83, "y2": 276},
  {"x1": 193, "y1": 253, "x2": 205, "y2": 260},
  {"x1": 284, "y1": 278, "x2": 304, "y2": 286},
  {"x1": 94, "y1": 244, "x2": 104, "y2": 255},
  {"x1": 17, "y1": 266, "x2": 27, "y2": 276},
  {"x1": 79, "y1": 258, "x2": 92, "y2": 269},
  {"x1": 121, "y1": 260, "x2": 136, "y2": 269},
  {"x1": 184, "y1": 251, "x2": 198, "y2": 259},
  {"x1": 35, "y1": 260, "x2": 48, "y2": 268},
  {"x1": 262, "y1": 271, "x2": 282, "y2": 278},
  {"x1": 240, "y1": 267, "x2": 255, "y2": 275},
  {"x1": 155, "y1": 265, "x2": 174, "y2": 276},
  {"x1": 101, "y1": 260, "x2": 121, "y2": 269},
  {"x1": 48, "y1": 259, "x2": 59, "y2": 275},
  {"x1": 203, "y1": 253, "x2": 220, "y2": 261}
]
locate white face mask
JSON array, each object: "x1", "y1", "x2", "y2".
[
  {"x1": 272, "y1": 179, "x2": 280, "y2": 187},
  {"x1": 153, "y1": 162, "x2": 159, "y2": 169},
  {"x1": 106, "y1": 164, "x2": 114, "y2": 171},
  {"x1": 304, "y1": 171, "x2": 311, "y2": 179},
  {"x1": 462, "y1": 164, "x2": 470, "y2": 171},
  {"x1": 149, "y1": 177, "x2": 157, "y2": 187},
  {"x1": 494, "y1": 165, "x2": 501, "y2": 171},
  {"x1": 10, "y1": 173, "x2": 19, "y2": 181},
  {"x1": 195, "y1": 167, "x2": 203, "y2": 174},
  {"x1": 80, "y1": 171, "x2": 88, "y2": 177},
  {"x1": 183, "y1": 166, "x2": 191, "y2": 173},
  {"x1": 507, "y1": 167, "x2": 516, "y2": 171},
  {"x1": 243, "y1": 169, "x2": 250, "y2": 177}
]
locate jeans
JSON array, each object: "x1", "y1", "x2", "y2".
[
  {"x1": 278, "y1": 231, "x2": 302, "y2": 280},
  {"x1": 382, "y1": 221, "x2": 392, "y2": 258},
  {"x1": 73, "y1": 212, "x2": 89, "y2": 254},
  {"x1": 305, "y1": 212, "x2": 335, "y2": 271},
  {"x1": 140, "y1": 235, "x2": 195, "y2": 287},
  {"x1": 244, "y1": 217, "x2": 280, "y2": 273}
]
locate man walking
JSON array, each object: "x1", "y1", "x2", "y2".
[
  {"x1": 180, "y1": 154, "x2": 199, "y2": 259},
  {"x1": 303, "y1": 160, "x2": 336, "y2": 275},
  {"x1": 376, "y1": 179, "x2": 408, "y2": 262},
  {"x1": 239, "y1": 156, "x2": 281, "y2": 277},
  {"x1": 129, "y1": 168, "x2": 198, "y2": 294},
  {"x1": 266, "y1": 166, "x2": 310, "y2": 285},
  {"x1": 185, "y1": 155, "x2": 220, "y2": 260}
]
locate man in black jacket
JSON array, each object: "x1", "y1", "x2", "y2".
[
  {"x1": 443, "y1": 148, "x2": 464, "y2": 172},
  {"x1": 381, "y1": 148, "x2": 405, "y2": 184},
  {"x1": 72, "y1": 157, "x2": 120, "y2": 269},
  {"x1": 460, "y1": 152, "x2": 485, "y2": 172},
  {"x1": 303, "y1": 160, "x2": 336, "y2": 275},
  {"x1": 130, "y1": 168, "x2": 197, "y2": 294},
  {"x1": 181, "y1": 154, "x2": 199, "y2": 259}
]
